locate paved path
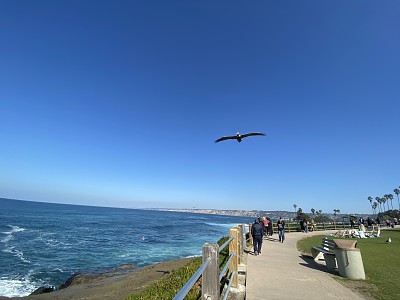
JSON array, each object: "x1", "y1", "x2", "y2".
[{"x1": 245, "y1": 230, "x2": 365, "y2": 300}]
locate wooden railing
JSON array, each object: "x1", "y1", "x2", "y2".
[
  {"x1": 248, "y1": 221, "x2": 353, "y2": 244},
  {"x1": 173, "y1": 224, "x2": 246, "y2": 300},
  {"x1": 259, "y1": 221, "x2": 352, "y2": 233},
  {"x1": 282, "y1": 221, "x2": 351, "y2": 232}
]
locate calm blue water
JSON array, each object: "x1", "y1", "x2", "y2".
[{"x1": 0, "y1": 198, "x2": 253, "y2": 297}]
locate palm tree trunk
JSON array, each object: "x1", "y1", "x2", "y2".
[{"x1": 396, "y1": 194, "x2": 400, "y2": 211}]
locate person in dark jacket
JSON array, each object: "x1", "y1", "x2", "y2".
[
  {"x1": 267, "y1": 217, "x2": 273, "y2": 236},
  {"x1": 251, "y1": 218, "x2": 263, "y2": 255},
  {"x1": 277, "y1": 217, "x2": 286, "y2": 243}
]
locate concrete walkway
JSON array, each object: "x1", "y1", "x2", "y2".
[{"x1": 245, "y1": 230, "x2": 365, "y2": 300}]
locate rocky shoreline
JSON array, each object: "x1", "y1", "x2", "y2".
[{"x1": 4, "y1": 257, "x2": 195, "y2": 300}]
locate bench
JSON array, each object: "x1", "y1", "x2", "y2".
[{"x1": 311, "y1": 237, "x2": 337, "y2": 270}]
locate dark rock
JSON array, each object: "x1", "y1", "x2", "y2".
[
  {"x1": 59, "y1": 264, "x2": 137, "y2": 289},
  {"x1": 59, "y1": 272, "x2": 82, "y2": 289},
  {"x1": 30, "y1": 286, "x2": 55, "y2": 295}
]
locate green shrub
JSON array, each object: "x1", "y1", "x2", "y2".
[{"x1": 126, "y1": 236, "x2": 231, "y2": 300}]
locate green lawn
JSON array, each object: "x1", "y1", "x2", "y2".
[{"x1": 297, "y1": 228, "x2": 400, "y2": 300}]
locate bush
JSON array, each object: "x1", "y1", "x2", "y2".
[{"x1": 126, "y1": 236, "x2": 231, "y2": 300}]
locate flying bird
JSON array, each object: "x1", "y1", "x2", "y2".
[{"x1": 215, "y1": 132, "x2": 266, "y2": 143}]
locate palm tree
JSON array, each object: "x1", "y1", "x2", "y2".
[
  {"x1": 311, "y1": 208, "x2": 315, "y2": 215},
  {"x1": 382, "y1": 195, "x2": 385, "y2": 211},
  {"x1": 376, "y1": 197, "x2": 382, "y2": 213},
  {"x1": 385, "y1": 195, "x2": 390, "y2": 211},
  {"x1": 372, "y1": 202, "x2": 378, "y2": 215},
  {"x1": 394, "y1": 188, "x2": 400, "y2": 211},
  {"x1": 388, "y1": 194, "x2": 394, "y2": 210},
  {"x1": 368, "y1": 196, "x2": 374, "y2": 215},
  {"x1": 333, "y1": 209, "x2": 340, "y2": 220},
  {"x1": 293, "y1": 204, "x2": 297, "y2": 217},
  {"x1": 382, "y1": 196, "x2": 387, "y2": 212}
]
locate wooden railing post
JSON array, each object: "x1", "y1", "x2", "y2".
[
  {"x1": 229, "y1": 229, "x2": 239, "y2": 288},
  {"x1": 249, "y1": 223, "x2": 253, "y2": 246},
  {"x1": 234, "y1": 226, "x2": 242, "y2": 264},
  {"x1": 202, "y1": 243, "x2": 219, "y2": 300},
  {"x1": 239, "y1": 224, "x2": 245, "y2": 260}
]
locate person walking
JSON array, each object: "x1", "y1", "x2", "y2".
[
  {"x1": 304, "y1": 219, "x2": 309, "y2": 233},
  {"x1": 251, "y1": 218, "x2": 263, "y2": 255},
  {"x1": 267, "y1": 217, "x2": 273, "y2": 236},
  {"x1": 259, "y1": 217, "x2": 266, "y2": 236},
  {"x1": 262, "y1": 217, "x2": 269, "y2": 236},
  {"x1": 310, "y1": 219, "x2": 316, "y2": 232},
  {"x1": 277, "y1": 217, "x2": 286, "y2": 243}
]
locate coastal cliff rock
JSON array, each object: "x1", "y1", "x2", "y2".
[
  {"x1": 19, "y1": 258, "x2": 193, "y2": 300},
  {"x1": 30, "y1": 286, "x2": 55, "y2": 295},
  {"x1": 59, "y1": 264, "x2": 137, "y2": 289}
]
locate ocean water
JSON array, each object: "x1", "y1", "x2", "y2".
[{"x1": 0, "y1": 198, "x2": 253, "y2": 297}]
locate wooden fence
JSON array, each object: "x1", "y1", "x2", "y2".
[
  {"x1": 282, "y1": 221, "x2": 351, "y2": 232},
  {"x1": 247, "y1": 221, "x2": 353, "y2": 244},
  {"x1": 173, "y1": 224, "x2": 247, "y2": 300}
]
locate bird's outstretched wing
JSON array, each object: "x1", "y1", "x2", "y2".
[
  {"x1": 214, "y1": 135, "x2": 237, "y2": 143},
  {"x1": 241, "y1": 132, "x2": 266, "y2": 138}
]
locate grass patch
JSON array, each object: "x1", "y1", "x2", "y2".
[
  {"x1": 126, "y1": 236, "x2": 231, "y2": 300},
  {"x1": 297, "y1": 235, "x2": 324, "y2": 255},
  {"x1": 297, "y1": 228, "x2": 400, "y2": 300}
]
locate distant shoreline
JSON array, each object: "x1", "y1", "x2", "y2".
[
  {"x1": 2, "y1": 198, "x2": 368, "y2": 218},
  {"x1": 155, "y1": 208, "x2": 263, "y2": 217},
  {"x1": 154, "y1": 208, "x2": 368, "y2": 220}
]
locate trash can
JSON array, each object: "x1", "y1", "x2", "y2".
[{"x1": 333, "y1": 239, "x2": 365, "y2": 280}]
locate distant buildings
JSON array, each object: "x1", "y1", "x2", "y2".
[{"x1": 158, "y1": 208, "x2": 370, "y2": 222}]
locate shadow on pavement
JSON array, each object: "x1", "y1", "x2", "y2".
[
  {"x1": 244, "y1": 249, "x2": 258, "y2": 256},
  {"x1": 298, "y1": 254, "x2": 339, "y2": 275},
  {"x1": 263, "y1": 236, "x2": 280, "y2": 242}
]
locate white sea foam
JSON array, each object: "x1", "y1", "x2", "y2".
[
  {"x1": 185, "y1": 254, "x2": 201, "y2": 258},
  {"x1": 118, "y1": 253, "x2": 130, "y2": 258},
  {"x1": 44, "y1": 238, "x2": 62, "y2": 247},
  {"x1": 2, "y1": 246, "x2": 31, "y2": 263},
  {"x1": 35, "y1": 234, "x2": 72, "y2": 248},
  {"x1": 0, "y1": 234, "x2": 12, "y2": 243},
  {"x1": 1, "y1": 225, "x2": 26, "y2": 243},
  {"x1": 4, "y1": 225, "x2": 26, "y2": 234},
  {"x1": 15, "y1": 249, "x2": 31, "y2": 263},
  {"x1": 0, "y1": 277, "x2": 38, "y2": 298},
  {"x1": 205, "y1": 222, "x2": 240, "y2": 228},
  {"x1": 53, "y1": 267, "x2": 65, "y2": 273}
]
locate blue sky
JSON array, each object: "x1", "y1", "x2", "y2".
[{"x1": 1, "y1": 1, "x2": 399, "y2": 214}]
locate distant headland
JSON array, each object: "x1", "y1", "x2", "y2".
[{"x1": 155, "y1": 208, "x2": 367, "y2": 220}]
